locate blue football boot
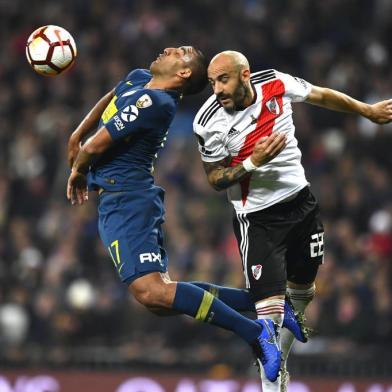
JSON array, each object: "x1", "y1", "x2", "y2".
[
  {"x1": 282, "y1": 295, "x2": 310, "y2": 343},
  {"x1": 252, "y1": 319, "x2": 281, "y2": 382}
]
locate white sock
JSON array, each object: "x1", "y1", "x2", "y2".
[
  {"x1": 280, "y1": 285, "x2": 315, "y2": 370},
  {"x1": 255, "y1": 298, "x2": 285, "y2": 392}
]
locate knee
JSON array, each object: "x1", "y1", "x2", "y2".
[
  {"x1": 133, "y1": 287, "x2": 159, "y2": 308},
  {"x1": 131, "y1": 282, "x2": 171, "y2": 309},
  {"x1": 129, "y1": 272, "x2": 176, "y2": 309}
]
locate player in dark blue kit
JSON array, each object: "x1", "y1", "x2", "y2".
[{"x1": 66, "y1": 46, "x2": 305, "y2": 382}]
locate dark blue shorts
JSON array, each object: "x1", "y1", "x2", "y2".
[{"x1": 97, "y1": 186, "x2": 168, "y2": 284}]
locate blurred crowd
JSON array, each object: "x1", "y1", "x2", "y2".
[{"x1": 0, "y1": 0, "x2": 392, "y2": 374}]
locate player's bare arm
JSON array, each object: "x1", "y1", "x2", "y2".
[
  {"x1": 67, "y1": 126, "x2": 113, "y2": 205},
  {"x1": 68, "y1": 89, "x2": 115, "y2": 167},
  {"x1": 306, "y1": 86, "x2": 392, "y2": 124},
  {"x1": 203, "y1": 156, "x2": 248, "y2": 191},
  {"x1": 203, "y1": 132, "x2": 286, "y2": 191}
]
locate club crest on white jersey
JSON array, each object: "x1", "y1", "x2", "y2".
[{"x1": 266, "y1": 97, "x2": 280, "y2": 115}]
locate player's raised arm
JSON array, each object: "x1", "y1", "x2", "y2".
[
  {"x1": 305, "y1": 86, "x2": 392, "y2": 124},
  {"x1": 68, "y1": 89, "x2": 115, "y2": 167},
  {"x1": 203, "y1": 133, "x2": 286, "y2": 191}
]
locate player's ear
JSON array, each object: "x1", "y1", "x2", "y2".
[
  {"x1": 241, "y1": 68, "x2": 251, "y2": 82},
  {"x1": 177, "y1": 67, "x2": 192, "y2": 80}
]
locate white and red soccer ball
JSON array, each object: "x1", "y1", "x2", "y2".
[{"x1": 26, "y1": 25, "x2": 77, "y2": 76}]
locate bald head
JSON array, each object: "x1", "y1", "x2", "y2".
[
  {"x1": 209, "y1": 51, "x2": 250, "y2": 73},
  {"x1": 207, "y1": 51, "x2": 254, "y2": 112}
]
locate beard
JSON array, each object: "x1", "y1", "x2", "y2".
[
  {"x1": 233, "y1": 80, "x2": 251, "y2": 110},
  {"x1": 221, "y1": 79, "x2": 253, "y2": 113}
]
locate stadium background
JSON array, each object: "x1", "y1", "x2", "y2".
[{"x1": 0, "y1": 0, "x2": 391, "y2": 390}]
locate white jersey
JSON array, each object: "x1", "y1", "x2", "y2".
[{"x1": 193, "y1": 69, "x2": 311, "y2": 214}]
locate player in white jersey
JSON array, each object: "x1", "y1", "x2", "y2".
[{"x1": 193, "y1": 51, "x2": 392, "y2": 391}]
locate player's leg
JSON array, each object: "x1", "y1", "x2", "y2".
[
  {"x1": 190, "y1": 282, "x2": 255, "y2": 312},
  {"x1": 280, "y1": 273, "x2": 318, "y2": 390},
  {"x1": 280, "y1": 281, "x2": 316, "y2": 392},
  {"x1": 233, "y1": 211, "x2": 289, "y2": 392},
  {"x1": 281, "y1": 189, "x2": 324, "y2": 391},
  {"x1": 129, "y1": 272, "x2": 260, "y2": 343},
  {"x1": 280, "y1": 281, "x2": 315, "y2": 390},
  {"x1": 128, "y1": 271, "x2": 281, "y2": 381},
  {"x1": 190, "y1": 281, "x2": 308, "y2": 344}
]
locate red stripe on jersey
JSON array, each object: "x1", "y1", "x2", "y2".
[
  {"x1": 230, "y1": 80, "x2": 285, "y2": 205},
  {"x1": 256, "y1": 305, "x2": 285, "y2": 312},
  {"x1": 257, "y1": 309, "x2": 285, "y2": 315}
]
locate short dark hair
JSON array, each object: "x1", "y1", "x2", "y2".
[{"x1": 182, "y1": 48, "x2": 209, "y2": 96}]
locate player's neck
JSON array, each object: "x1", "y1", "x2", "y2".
[
  {"x1": 244, "y1": 82, "x2": 256, "y2": 107},
  {"x1": 145, "y1": 76, "x2": 177, "y2": 92}
]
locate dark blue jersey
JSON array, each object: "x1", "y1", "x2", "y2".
[{"x1": 87, "y1": 69, "x2": 180, "y2": 191}]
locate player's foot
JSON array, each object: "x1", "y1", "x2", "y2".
[
  {"x1": 280, "y1": 367, "x2": 290, "y2": 392},
  {"x1": 251, "y1": 319, "x2": 281, "y2": 382},
  {"x1": 282, "y1": 295, "x2": 310, "y2": 343}
]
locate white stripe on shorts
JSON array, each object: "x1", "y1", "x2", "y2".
[{"x1": 237, "y1": 213, "x2": 250, "y2": 288}]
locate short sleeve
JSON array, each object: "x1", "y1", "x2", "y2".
[
  {"x1": 105, "y1": 90, "x2": 172, "y2": 142},
  {"x1": 193, "y1": 122, "x2": 229, "y2": 162},
  {"x1": 278, "y1": 71, "x2": 312, "y2": 102}
]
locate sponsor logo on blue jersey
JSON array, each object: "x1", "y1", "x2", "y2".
[
  {"x1": 120, "y1": 105, "x2": 139, "y2": 122},
  {"x1": 139, "y1": 252, "x2": 163, "y2": 266},
  {"x1": 113, "y1": 115, "x2": 125, "y2": 130}
]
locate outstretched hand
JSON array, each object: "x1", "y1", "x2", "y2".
[
  {"x1": 67, "y1": 170, "x2": 88, "y2": 205},
  {"x1": 368, "y1": 99, "x2": 392, "y2": 124},
  {"x1": 250, "y1": 132, "x2": 287, "y2": 167}
]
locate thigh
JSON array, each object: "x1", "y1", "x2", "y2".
[
  {"x1": 98, "y1": 190, "x2": 168, "y2": 284},
  {"x1": 287, "y1": 204, "x2": 324, "y2": 284},
  {"x1": 233, "y1": 212, "x2": 288, "y2": 302}
]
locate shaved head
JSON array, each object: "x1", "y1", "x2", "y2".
[
  {"x1": 209, "y1": 51, "x2": 250, "y2": 72},
  {"x1": 208, "y1": 51, "x2": 253, "y2": 112}
]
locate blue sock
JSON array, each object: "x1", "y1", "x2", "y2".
[
  {"x1": 190, "y1": 281, "x2": 255, "y2": 312},
  {"x1": 173, "y1": 282, "x2": 261, "y2": 344}
]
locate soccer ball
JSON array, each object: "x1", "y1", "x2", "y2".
[{"x1": 26, "y1": 25, "x2": 77, "y2": 76}]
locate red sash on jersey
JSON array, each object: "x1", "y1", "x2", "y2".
[{"x1": 230, "y1": 80, "x2": 285, "y2": 205}]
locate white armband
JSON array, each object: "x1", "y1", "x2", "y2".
[{"x1": 242, "y1": 156, "x2": 258, "y2": 172}]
